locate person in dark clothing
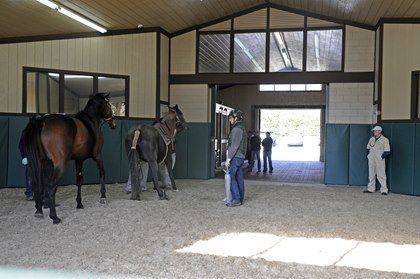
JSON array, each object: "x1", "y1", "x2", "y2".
[
  {"x1": 248, "y1": 132, "x2": 261, "y2": 172},
  {"x1": 262, "y1": 132, "x2": 274, "y2": 173},
  {"x1": 19, "y1": 130, "x2": 33, "y2": 201}
]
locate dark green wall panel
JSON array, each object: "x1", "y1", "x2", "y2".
[
  {"x1": 348, "y1": 125, "x2": 370, "y2": 186},
  {"x1": 7, "y1": 117, "x2": 29, "y2": 187},
  {"x1": 0, "y1": 117, "x2": 9, "y2": 188},
  {"x1": 390, "y1": 123, "x2": 414, "y2": 195},
  {"x1": 325, "y1": 124, "x2": 349, "y2": 185},
  {"x1": 173, "y1": 131, "x2": 188, "y2": 178},
  {"x1": 379, "y1": 124, "x2": 393, "y2": 191},
  {"x1": 187, "y1": 123, "x2": 211, "y2": 179}
]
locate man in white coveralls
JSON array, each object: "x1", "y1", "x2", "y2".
[{"x1": 363, "y1": 125, "x2": 391, "y2": 195}]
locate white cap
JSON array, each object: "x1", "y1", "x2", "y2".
[{"x1": 372, "y1": 125, "x2": 382, "y2": 131}]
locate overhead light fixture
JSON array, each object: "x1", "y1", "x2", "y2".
[{"x1": 35, "y1": 0, "x2": 107, "y2": 33}]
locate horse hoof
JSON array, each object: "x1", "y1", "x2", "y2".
[
  {"x1": 172, "y1": 188, "x2": 179, "y2": 192},
  {"x1": 160, "y1": 195, "x2": 170, "y2": 200},
  {"x1": 130, "y1": 196, "x2": 140, "y2": 201},
  {"x1": 125, "y1": 190, "x2": 131, "y2": 195},
  {"x1": 76, "y1": 204, "x2": 84, "y2": 209},
  {"x1": 34, "y1": 211, "x2": 44, "y2": 218},
  {"x1": 52, "y1": 217, "x2": 61, "y2": 224},
  {"x1": 141, "y1": 188, "x2": 147, "y2": 192},
  {"x1": 99, "y1": 198, "x2": 107, "y2": 204}
]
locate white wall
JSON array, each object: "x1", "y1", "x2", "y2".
[
  {"x1": 328, "y1": 83, "x2": 374, "y2": 124},
  {"x1": 0, "y1": 32, "x2": 157, "y2": 118},
  {"x1": 170, "y1": 31, "x2": 196, "y2": 75},
  {"x1": 170, "y1": 84, "x2": 210, "y2": 123},
  {"x1": 344, "y1": 26, "x2": 375, "y2": 72},
  {"x1": 381, "y1": 24, "x2": 420, "y2": 120}
]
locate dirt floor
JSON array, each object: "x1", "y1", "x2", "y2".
[{"x1": 1, "y1": 179, "x2": 420, "y2": 278}]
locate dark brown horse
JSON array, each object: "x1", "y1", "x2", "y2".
[
  {"x1": 23, "y1": 93, "x2": 117, "y2": 224},
  {"x1": 125, "y1": 105, "x2": 186, "y2": 201}
]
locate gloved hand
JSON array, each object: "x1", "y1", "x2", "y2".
[
  {"x1": 22, "y1": 157, "x2": 28, "y2": 165},
  {"x1": 381, "y1": 151, "x2": 391, "y2": 159}
]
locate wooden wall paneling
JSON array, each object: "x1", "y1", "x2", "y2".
[
  {"x1": 111, "y1": 36, "x2": 119, "y2": 75},
  {"x1": 82, "y1": 38, "x2": 91, "y2": 72},
  {"x1": 131, "y1": 34, "x2": 141, "y2": 117},
  {"x1": 89, "y1": 38, "x2": 98, "y2": 73},
  {"x1": 43, "y1": 41, "x2": 52, "y2": 68},
  {"x1": 74, "y1": 38, "x2": 83, "y2": 70},
  {"x1": 8, "y1": 44, "x2": 18, "y2": 112},
  {"x1": 270, "y1": 8, "x2": 304, "y2": 28},
  {"x1": 59, "y1": 40, "x2": 68, "y2": 70},
  {"x1": 67, "y1": 39, "x2": 76, "y2": 70},
  {"x1": 103, "y1": 37, "x2": 112, "y2": 73},
  {"x1": 160, "y1": 34, "x2": 169, "y2": 102},
  {"x1": 34, "y1": 42, "x2": 44, "y2": 67},
  {"x1": 17, "y1": 43, "x2": 27, "y2": 112},
  {"x1": 51, "y1": 40, "x2": 60, "y2": 69},
  {"x1": 200, "y1": 20, "x2": 232, "y2": 31},
  {"x1": 234, "y1": 8, "x2": 267, "y2": 30},
  {"x1": 117, "y1": 36, "x2": 126, "y2": 75},
  {"x1": 307, "y1": 16, "x2": 341, "y2": 27},
  {"x1": 26, "y1": 42, "x2": 35, "y2": 67},
  {"x1": 0, "y1": 45, "x2": 9, "y2": 112}
]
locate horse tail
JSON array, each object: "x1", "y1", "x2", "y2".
[
  {"x1": 23, "y1": 116, "x2": 45, "y2": 198},
  {"x1": 125, "y1": 128, "x2": 143, "y2": 191}
]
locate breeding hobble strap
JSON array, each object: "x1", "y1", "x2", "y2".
[{"x1": 132, "y1": 130, "x2": 140, "y2": 149}]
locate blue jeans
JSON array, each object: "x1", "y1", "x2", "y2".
[
  {"x1": 229, "y1": 157, "x2": 245, "y2": 203},
  {"x1": 249, "y1": 150, "x2": 261, "y2": 171},
  {"x1": 263, "y1": 151, "x2": 273, "y2": 171},
  {"x1": 24, "y1": 166, "x2": 33, "y2": 197}
]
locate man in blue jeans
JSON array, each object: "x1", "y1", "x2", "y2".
[
  {"x1": 225, "y1": 110, "x2": 247, "y2": 207},
  {"x1": 262, "y1": 132, "x2": 274, "y2": 173}
]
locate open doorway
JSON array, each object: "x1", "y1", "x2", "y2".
[{"x1": 259, "y1": 108, "x2": 321, "y2": 162}]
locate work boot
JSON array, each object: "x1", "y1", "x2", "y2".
[{"x1": 363, "y1": 190, "x2": 374, "y2": 193}]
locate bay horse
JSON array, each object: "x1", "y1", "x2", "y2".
[
  {"x1": 125, "y1": 105, "x2": 186, "y2": 201},
  {"x1": 23, "y1": 93, "x2": 117, "y2": 224}
]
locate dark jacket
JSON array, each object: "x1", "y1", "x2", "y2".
[
  {"x1": 250, "y1": 135, "x2": 261, "y2": 151},
  {"x1": 19, "y1": 132, "x2": 25, "y2": 158},
  {"x1": 262, "y1": 137, "x2": 273, "y2": 152}
]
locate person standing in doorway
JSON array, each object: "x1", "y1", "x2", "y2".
[
  {"x1": 225, "y1": 110, "x2": 247, "y2": 207},
  {"x1": 262, "y1": 132, "x2": 274, "y2": 174},
  {"x1": 248, "y1": 131, "x2": 261, "y2": 172},
  {"x1": 364, "y1": 125, "x2": 391, "y2": 195}
]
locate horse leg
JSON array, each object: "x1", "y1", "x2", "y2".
[
  {"x1": 149, "y1": 161, "x2": 169, "y2": 200},
  {"x1": 93, "y1": 156, "x2": 107, "y2": 204},
  {"x1": 164, "y1": 157, "x2": 178, "y2": 191},
  {"x1": 75, "y1": 160, "x2": 84, "y2": 209},
  {"x1": 33, "y1": 164, "x2": 43, "y2": 218},
  {"x1": 44, "y1": 160, "x2": 61, "y2": 224}
]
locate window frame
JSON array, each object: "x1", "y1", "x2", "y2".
[
  {"x1": 258, "y1": 84, "x2": 323, "y2": 92},
  {"x1": 22, "y1": 67, "x2": 130, "y2": 117},
  {"x1": 411, "y1": 71, "x2": 420, "y2": 119},
  {"x1": 197, "y1": 18, "x2": 344, "y2": 74}
]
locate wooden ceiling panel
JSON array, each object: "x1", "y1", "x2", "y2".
[{"x1": 2, "y1": 0, "x2": 420, "y2": 39}]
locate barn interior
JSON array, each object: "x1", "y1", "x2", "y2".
[{"x1": 1, "y1": 0, "x2": 420, "y2": 278}]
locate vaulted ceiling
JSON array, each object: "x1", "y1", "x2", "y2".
[{"x1": 1, "y1": 0, "x2": 420, "y2": 38}]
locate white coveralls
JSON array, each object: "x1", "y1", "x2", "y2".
[{"x1": 366, "y1": 136, "x2": 390, "y2": 193}]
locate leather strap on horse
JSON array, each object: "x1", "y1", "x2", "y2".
[{"x1": 132, "y1": 130, "x2": 140, "y2": 150}]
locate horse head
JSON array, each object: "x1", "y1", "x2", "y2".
[
  {"x1": 168, "y1": 104, "x2": 188, "y2": 132},
  {"x1": 91, "y1": 93, "x2": 117, "y2": 129}
]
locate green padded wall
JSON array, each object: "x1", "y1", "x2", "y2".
[
  {"x1": 390, "y1": 123, "x2": 415, "y2": 195},
  {"x1": 379, "y1": 124, "x2": 393, "y2": 191},
  {"x1": 186, "y1": 123, "x2": 211, "y2": 179},
  {"x1": 348, "y1": 125, "x2": 371, "y2": 186},
  {"x1": 325, "y1": 124, "x2": 349, "y2": 185},
  {"x1": 7, "y1": 117, "x2": 29, "y2": 187},
  {"x1": 0, "y1": 117, "x2": 8, "y2": 188},
  {"x1": 173, "y1": 130, "x2": 188, "y2": 178}
]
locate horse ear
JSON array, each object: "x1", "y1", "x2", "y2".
[
  {"x1": 104, "y1": 93, "x2": 110, "y2": 99},
  {"x1": 174, "y1": 104, "x2": 179, "y2": 110}
]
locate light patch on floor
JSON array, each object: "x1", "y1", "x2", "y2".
[{"x1": 176, "y1": 232, "x2": 420, "y2": 274}]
